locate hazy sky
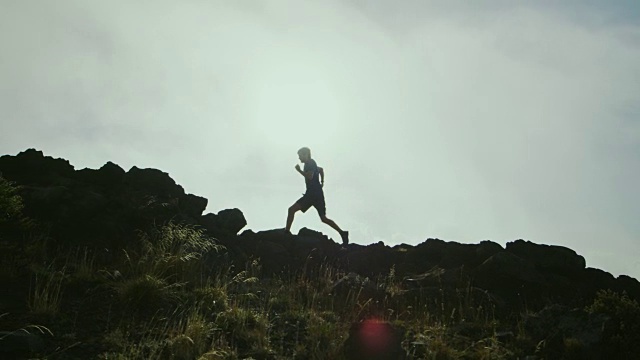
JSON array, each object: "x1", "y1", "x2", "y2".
[{"x1": 1, "y1": 1, "x2": 639, "y2": 278}]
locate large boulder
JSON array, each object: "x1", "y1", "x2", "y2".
[
  {"x1": 506, "y1": 240, "x2": 586, "y2": 274},
  {"x1": 181, "y1": 193, "x2": 208, "y2": 218},
  {"x1": 290, "y1": 228, "x2": 340, "y2": 263},
  {"x1": 124, "y1": 166, "x2": 185, "y2": 197},
  {"x1": 200, "y1": 208, "x2": 247, "y2": 237},
  {"x1": 217, "y1": 208, "x2": 247, "y2": 234}
]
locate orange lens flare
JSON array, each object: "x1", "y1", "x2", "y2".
[{"x1": 357, "y1": 319, "x2": 393, "y2": 355}]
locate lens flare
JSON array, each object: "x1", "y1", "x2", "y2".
[{"x1": 353, "y1": 318, "x2": 398, "y2": 358}]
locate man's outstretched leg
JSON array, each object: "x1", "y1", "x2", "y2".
[
  {"x1": 320, "y1": 214, "x2": 349, "y2": 245},
  {"x1": 285, "y1": 203, "x2": 302, "y2": 234}
]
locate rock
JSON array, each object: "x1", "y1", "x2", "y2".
[
  {"x1": 200, "y1": 209, "x2": 247, "y2": 235},
  {"x1": 200, "y1": 213, "x2": 219, "y2": 232},
  {"x1": 343, "y1": 319, "x2": 405, "y2": 360},
  {"x1": 339, "y1": 241, "x2": 398, "y2": 277},
  {"x1": 75, "y1": 161, "x2": 125, "y2": 189},
  {"x1": 181, "y1": 193, "x2": 208, "y2": 218},
  {"x1": 476, "y1": 240, "x2": 503, "y2": 262},
  {"x1": 297, "y1": 227, "x2": 331, "y2": 243},
  {"x1": 0, "y1": 148, "x2": 74, "y2": 185},
  {"x1": 506, "y1": 240, "x2": 586, "y2": 274},
  {"x1": 474, "y1": 251, "x2": 546, "y2": 286},
  {"x1": 615, "y1": 275, "x2": 640, "y2": 300},
  {"x1": 124, "y1": 166, "x2": 185, "y2": 197},
  {"x1": 0, "y1": 149, "x2": 213, "y2": 250},
  {"x1": 216, "y1": 208, "x2": 246, "y2": 234},
  {"x1": 293, "y1": 228, "x2": 338, "y2": 252},
  {"x1": 200, "y1": 208, "x2": 246, "y2": 238},
  {"x1": 404, "y1": 238, "x2": 491, "y2": 273},
  {"x1": 578, "y1": 268, "x2": 616, "y2": 297}
]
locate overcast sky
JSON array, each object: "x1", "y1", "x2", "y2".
[{"x1": 1, "y1": 1, "x2": 639, "y2": 278}]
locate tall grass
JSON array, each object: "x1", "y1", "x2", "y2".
[
  {"x1": 69, "y1": 246, "x2": 96, "y2": 281},
  {"x1": 12, "y1": 220, "x2": 522, "y2": 359},
  {"x1": 122, "y1": 222, "x2": 223, "y2": 284},
  {"x1": 28, "y1": 266, "x2": 65, "y2": 317}
]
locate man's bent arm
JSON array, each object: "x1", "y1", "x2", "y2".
[
  {"x1": 296, "y1": 167, "x2": 313, "y2": 180},
  {"x1": 319, "y1": 167, "x2": 324, "y2": 185}
]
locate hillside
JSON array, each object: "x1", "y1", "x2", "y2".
[{"x1": 1, "y1": 149, "x2": 639, "y2": 359}]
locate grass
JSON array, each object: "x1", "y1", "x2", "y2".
[
  {"x1": 123, "y1": 222, "x2": 224, "y2": 284},
  {"x1": 4, "y1": 176, "x2": 638, "y2": 358},
  {"x1": 28, "y1": 266, "x2": 66, "y2": 318},
  {"x1": 5, "y1": 220, "x2": 634, "y2": 359}
]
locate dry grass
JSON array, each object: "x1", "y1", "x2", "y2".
[{"x1": 10, "y1": 223, "x2": 526, "y2": 359}]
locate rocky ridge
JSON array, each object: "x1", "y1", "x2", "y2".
[{"x1": 1, "y1": 149, "x2": 637, "y2": 311}]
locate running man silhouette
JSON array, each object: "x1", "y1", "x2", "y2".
[{"x1": 285, "y1": 147, "x2": 349, "y2": 245}]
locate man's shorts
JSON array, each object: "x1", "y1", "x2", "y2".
[{"x1": 296, "y1": 192, "x2": 326, "y2": 216}]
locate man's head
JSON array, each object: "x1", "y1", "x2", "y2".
[{"x1": 297, "y1": 147, "x2": 311, "y2": 162}]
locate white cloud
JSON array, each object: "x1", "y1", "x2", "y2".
[{"x1": 1, "y1": 1, "x2": 639, "y2": 277}]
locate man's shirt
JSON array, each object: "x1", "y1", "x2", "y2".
[{"x1": 303, "y1": 159, "x2": 323, "y2": 195}]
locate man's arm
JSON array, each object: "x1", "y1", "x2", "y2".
[
  {"x1": 319, "y1": 167, "x2": 324, "y2": 186},
  {"x1": 295, "y1": 164, "x2": 314, "y2": 180}
]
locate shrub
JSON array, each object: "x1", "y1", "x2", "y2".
[
  {"x1": 267, "y1": 287, "x2": 299, "y2": 314},
  {"x1": 124, "y1": 222, "x2": 223, "y2": 284},
  {"x1": 214, "y1": 308, "x2": 268, "y2": 351},
  {"x1": 304, "y1": 311, "x2": 344, "y2": 359},
  {"x1": 0, "y1": 176, "x2": 23, "y2": 223},
  {"x1": 183, "y1": 311, "x2": 214, "y2": 355},
  {"x1": 193, "y1": 286, "x2": 229, "y2": 318},
  {"x1": 116, "y1": 275, "x2": 182, "y2": 316}
]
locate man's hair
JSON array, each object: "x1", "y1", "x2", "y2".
[{"x1": 297, "y1": 147, "x2": 311, "y2": 157}]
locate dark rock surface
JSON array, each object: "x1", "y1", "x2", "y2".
[{"x1": 506, "y1": 240, "x2": 586, "y2": 274}]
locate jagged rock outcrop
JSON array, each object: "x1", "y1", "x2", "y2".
[
  {"x1": 1, "y1": 148, "x2": 639, "y2": 313},
  {"x1": 0, "y1": 149, "x2": 217, "y2": 250},
  {"x1": 506, "y1": 240, "x2": 586, "y2": 274},
  {"x1": 201, "y1": 208, "x2": 247, "y2": 238}
]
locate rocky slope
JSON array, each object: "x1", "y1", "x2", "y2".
[{"x1": 1, "y1": 148, "x2": 637, "y2": 313}]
